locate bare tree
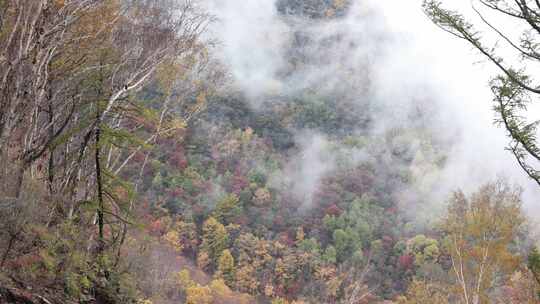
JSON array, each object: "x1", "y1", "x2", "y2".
[
  {"x1": 0, "y1": 0, "x2": 102, "y2": 197},
  {"x1": 0, "y1": 0, "x2": 212, "y2": 258}
]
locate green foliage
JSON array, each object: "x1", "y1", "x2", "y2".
[
  {"x1": 297, "y1": 237, "x2": 321, "y2": 255},
  {"x1": 3, "y1": 1, "x2": 539, "y2": 303},
  {"x1": 249, "y1": 170, "x2": 267, "y2": 186},
  {"x1": 271, "y1": 298, "x2": 288, "y2": 304},
  {"x1": 213, "y1": 194, "x2": 242, "y2": 224},
  {"x1": 332, "y1": 229, "x2": 356, "y2": 262},
  {"x1": 407, "y1": 235, "x2": 440, "y2": 266},
  {"x1": 201, "y1": 217, "x2": 230, "y2": 268},
  {"x1": 217, "y1": 249, "x2": 236, "y2": 286},
  {"x1": 529, "y1": 247, "x2": 540, "y2": 277},
  {"x1": 324, "y1": 196, "x2": 383, "y2": 263},
  {"x1": 322, "y1": 246, "x2": 337, "y2": 264},
  {"x1": 529, "y1": 246, "x2": 540, "y2": 296}
]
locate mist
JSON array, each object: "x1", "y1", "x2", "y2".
[
  {"x1": 203, "y1": 0, "x2": 540, "y2": 219},
  {"x1": 6, "y1": 1, "x2": 540, "y2": 302}
]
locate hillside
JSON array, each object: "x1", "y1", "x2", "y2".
[{"x1": 1, "y1": 0, "x2": 539, "y2": 303}]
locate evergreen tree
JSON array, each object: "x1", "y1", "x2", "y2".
[
  {"x1": 201, "y1": 217, "x2": 229, "y2": 268},
  {"x1": 217, "y1": 249, "x2": 236, "y2": 287}
]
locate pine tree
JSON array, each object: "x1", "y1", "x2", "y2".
[
  {"x1": 200, "y1": 217, "x2": 229, "y2": 268},
  {"x1": 217, "y1": 249, "x2": 235, "y2": 287},
  {"x1": 213, "y1": 194, "x2": 241, "y2": 224},
  {"x1": 528, "y1": 246, "x2": 540, "y2": 297}
]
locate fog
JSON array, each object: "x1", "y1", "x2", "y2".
[{"x1": 202, "y1": 0, "x2": 540, "y2": 219}]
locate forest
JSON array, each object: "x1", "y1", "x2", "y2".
[{"x1": 1, "y1": 0, "x2": 540, "y2": 303}]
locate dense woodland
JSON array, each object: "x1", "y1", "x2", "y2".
[{"x1": 1, "y1": 0, "x2": 540, "y2": 303}]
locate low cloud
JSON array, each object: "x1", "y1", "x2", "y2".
[{"x1": 204, "y1": 0, "x2": 540, "y2": 219}]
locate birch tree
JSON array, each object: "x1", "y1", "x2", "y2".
[
  {"x1": 0, "y1": 0, "x2": 212, "y2": 264},
  {"x1": 441, "y1": 181, "x2": 524, "y2": 304}
]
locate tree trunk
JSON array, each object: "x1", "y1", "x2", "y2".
[{"x1": 95, "y1": 101, "x2": 105, "y2": 253}]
